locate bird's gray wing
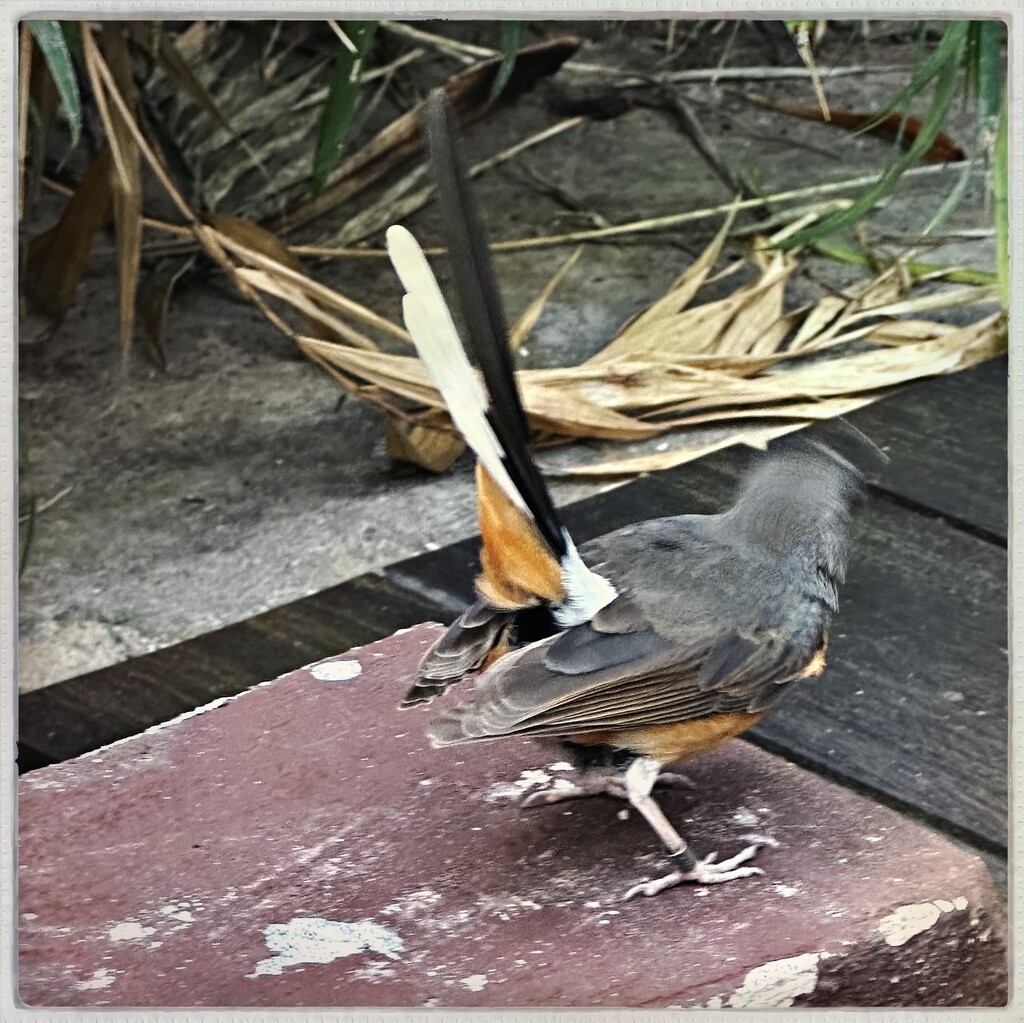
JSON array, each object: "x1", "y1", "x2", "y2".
[
  {"x1": 426, "y1": 571, "x2": 826, "y2": 746},
  {"x1": 404, "y1": 600, "x2": 514, "y2": 706}
]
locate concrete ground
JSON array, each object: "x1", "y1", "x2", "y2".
[{"x1": 17, "y1": 20, "x2": 995, "y2": 691}]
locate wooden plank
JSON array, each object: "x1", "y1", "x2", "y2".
[
  {"x1": 18, "y1": 573, "x2": 447, "y2": 768},
  {"x1": 846, "y1": 358, "x2": 1007, "y2": 540},
  {"x1": 386, "y1": 443, "x2": 1007, "y2": 850},
  {"x1": 747, "y1": 498, "x2": 1007, "y2": 849}
]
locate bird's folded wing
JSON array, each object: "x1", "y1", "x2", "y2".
[{"x1": 427, "y1": 593, "x2": 820, "y2": 745}]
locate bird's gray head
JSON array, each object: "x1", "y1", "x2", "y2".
[{"x1": 726, "y1": 425, "x2": 881, "y2": 581}]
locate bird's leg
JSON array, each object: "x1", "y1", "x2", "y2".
[
  {"x1": 621, "y1": 757, "x2": 764, "y2": 900},
  {"x1": 521, "y1": 756, "x2": 764, "y2": 897}
]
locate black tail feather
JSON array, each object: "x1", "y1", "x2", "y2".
[{"x1": 423, "y1": 89, "x2": 567, "y2": 559}]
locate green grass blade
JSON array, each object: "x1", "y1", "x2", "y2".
[
  {"x1": 491, "y1": 21, "x2": 525, "y2": 100},
  {"x1": 28, "y1": 19, "x2": 81, "y2": 150},
  {"x1": 311, "y1": 20, "x2": 378, "y2": 194},
  {"x1": 779, "y1": 23, "x2": 968, "y2": 251},
  {"x1": 975, "y1": 19, "x2": 1004, "y2": 133},
  {"x1": 992, "y1": 93, "x2": 1008, "y2": 307},
  {"x1": 59, "y1": 20, "x2": 83, "y2": 69},
  {"x1": 849, "y1": 21, "x2": 968, "y2": 138}
]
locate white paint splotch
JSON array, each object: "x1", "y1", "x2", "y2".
[
  {"x1": 877, "y1": 897, "x2": 969, "y2": 947},
  {"x1": 248, "y1": 916, "x2": 403, "y2": 978},
  {"x1": 460, "y1": 974, "x2": 488, "y2": 992},
  {"x1": 728, "y1": 952, "x2": 833, "y2": 1008},
  {"x1": 76, "y1": 968, "x2": 116, "y2": 991},
  {"x1": 107, "y1": 921, "x2": 156, "y2": 942},
  {"x1": 309, "y1": 659, "x2": 362, "y2": 682}
]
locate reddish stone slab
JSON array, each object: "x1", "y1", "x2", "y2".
[{"x1": 18, "y1": 624, "x2": 1007, "y2": 1008}]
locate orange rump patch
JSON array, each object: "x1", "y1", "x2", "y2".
[{"x1": 475, "y1": 463, "x2": 565, "y2": 609}]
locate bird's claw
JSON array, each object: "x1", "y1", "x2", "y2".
[
  {"x1": 521, "y1": 769, "x2": 693, "y2": 810},
  {"x1": 654, "y1": 771, "x2": 696, "y2": 790},
  {"x1": 623, "y1": 843, "x2": 765, "y2": 900},
  {"x1": 520, "y1": 777, "x2": 626, "y2": 809}
]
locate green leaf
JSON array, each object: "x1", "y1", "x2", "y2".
[
  {"x1": 27, "y1": 20, "x2": 81, "y2": 151},
  {"x1": 59, "y1": 20, "x2": 84, "y2": 69},
  {"x1": 974, "y1": 19, "x2": 1004, "y2": 133},
  {"x1": 491, "y1": 21, "x2": 525, "y2": 101},
  {"x1": 311, "y1": 20, "x2": 377, "y2": 194},
  {"x1": 851, "y1": 21, "x2": 968, "y2": 140},
  {"x1": 992, "y1": 93, "x2": 1008, "y2": 308},
  {"x1": 779, "y1": 22, "x2": 969, "y2": 251}
]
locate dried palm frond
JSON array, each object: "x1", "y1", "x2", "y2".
[{"x1": 296, "y1": 206, "x2": 1004, "y2": 474}]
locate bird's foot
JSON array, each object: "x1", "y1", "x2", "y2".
[
  {"x1": 520, "y1": 769, "x2": 694, "y2": 809},
  {"x1": 653, "y1": 771, "x2": 696, "y2": 790},
  {"x1": 520, "y1": 775, "x2": 627, "y2": 808},
  {"x1": 623, "y1": 843, "x2": 764, "y2": 900}
]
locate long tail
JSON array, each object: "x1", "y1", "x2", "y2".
[{"x1": 385, "y1": 89, "x2": 615, "y2": 627}]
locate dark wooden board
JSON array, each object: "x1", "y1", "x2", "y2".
[
  {"x1": 18, "y1": 573, "x2": 446, "y2": 769},
  {"x1": 747, "y1": 498, "x2": 1007, "y2": 849},
  {"x1": 846, "y1": 358, "x2": 1007, "y2": 540},
  {"x1": 386, "y1": 444, "x2": 1008, "y2": 851}
]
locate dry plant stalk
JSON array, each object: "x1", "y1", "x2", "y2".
[
  {"x1": 27, "y1": 23, "x2": 1004, "y2": 479},
  {"x1": 294, "y1": 206, "x2": 1005, "y2": 475}
]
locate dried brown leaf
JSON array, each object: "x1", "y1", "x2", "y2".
[
  {"x1": 23, "y1": 145, "x2": 114, "y2": 322},
  {"x1": 509, "y1": 247, "x2": 582, "y2": 351},
  {"x1": 138, "y1": 254, "x2": 196, "y2": 369},
  {"x1": 236, "y1": 267, "x2": 379, "y2": 350},
  {"x1": 330, "y1": 117, "x2": 584, "y2": 249},
  {"x1": 711, "y1": 251, "x2": 795, "y2": 355},
  {"x1": 299, "y1": 339, "x2": 443, "y2": 407},
  {"x1": 100, "y1": 24, "x2": 143, "y2": 363},
  {"x1": 210, "y1": 227, "x2": 407, "y2": 345},
  {"x1": 592, "y1": 203, "x2": 739, "y2": 360},
  {"x1": 275, "y1": 36, "x2": 582, "y2": 233},
  {"x1": 386, "y1": 414, "x2": 465, "y2": 472},
  {"x1": 548, "y1": 423, "x2": 807, "y2": 477}
]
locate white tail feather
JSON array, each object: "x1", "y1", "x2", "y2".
[
  {"x1": 555, "y1": 531, "x2": 618, "y2": 627},
  {"x1": 387, "y1": 225, "x2": 525, "y2": 512},
  {"x1": 387, "y1": 224, "x2": 617, "y2": 626}
]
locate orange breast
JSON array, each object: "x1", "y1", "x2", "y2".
[{"x1": 570, "y1": 711, "x2": 767, "y2": 765}]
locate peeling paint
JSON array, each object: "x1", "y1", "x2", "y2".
[
  {"x1": 107, "y1": 921, "x2": 156, "y2": 942},
  {"x1": 160, "y1": 903, "x2": 197, "y2": 924},
  {"x1": 381, "y1": 890, "x2": 441, "y2": 916},
  {"x1": 732, "y1": 807, "x2": 759, "y2": 826},
  {"x1": 772, "y1": 883, "x2": 801, "y2": 898},
  {"x1": 727, "y1": 952, "x2": 832, "y2": 1008},
  {"x1": 21, "y1": 777, "x2": 66, "y2": 791},
  {"x1": 248, "y1": 916, "x2": 403, "y2": 978},
  {"x1": 76, "y1": 968, "x2": 116, "y2": 991},
  {"x1": 309, "y1": 660, "x2": 362, "y2": 683},
  {"x1": 877, "y1": 898, "x2": 969, "y2": 946}
]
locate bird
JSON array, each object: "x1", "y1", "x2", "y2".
[{"x1": 385, "y1": 88, "x2": 881, "y2": 899}]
